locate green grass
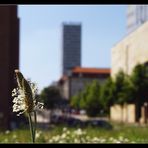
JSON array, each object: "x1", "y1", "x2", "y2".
[{"x1": 1, "y1": 123, "x2": 148, "y2": 143}]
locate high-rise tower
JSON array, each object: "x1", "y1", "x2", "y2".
[
  {"x1": 61, "y1": 23, "x2": 81, "y2": 75},
  {"x1": 127, "y1": 5, "x2": 148, "y2": 33}
]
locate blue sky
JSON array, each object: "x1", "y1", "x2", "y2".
[{"x1": 18, "y1": 5, "x2": 127, "y2": 91}]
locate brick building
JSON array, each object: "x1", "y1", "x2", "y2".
[{"x1": 58, "y1": 67, "x2": 110, "y2": 100}]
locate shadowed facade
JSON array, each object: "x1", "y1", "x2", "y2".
[{"x1": 0, "y1": 5, "x2": 19, "y2": 129}]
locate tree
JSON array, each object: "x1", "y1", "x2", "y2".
[
  {"x1": 70, "y1": 84, "x2": 90, "y2": 110},
  {"x1": 84, "y1": 80, "x2": 102, "y2": 117},
  {"x1": 70, "y1": 92, "x2": 81, "y2": 110},
  {"x1": 40, "y1": 86, "x2": 62, "y2": 110},
  {"x1": 101, "y1": 77, "x2": 115, "y2": 114},
  {"x1": 101, "y1": 70, "x2": 135, "y2": 119},
  {"x1": 114, "y1": 71, "x2": 129, "y2": 105},
  {"x1": 130, "y1": 63, "x2": 148, "y2": 122},
  {"x1": 114, "y1": 71, "x2": 127, "y2": 121},
  {"x1": 71, "y1": 80, "x2": 103, "y2": 117},
  {"x1": 79, "y1": 84, "x2": 90, "y2": 109}
]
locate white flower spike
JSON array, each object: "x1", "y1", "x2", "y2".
[{"x1": 12, "y1": 69, "x2": 44, "y2": 116}]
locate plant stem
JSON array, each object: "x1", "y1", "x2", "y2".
[
  {"x1": 28, "y1": 113, "x2": 35, "y2": 143},
  {"x1": 33, "y1": 111, "x2": 37, "y2": 141}
]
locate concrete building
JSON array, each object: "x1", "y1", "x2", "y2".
[
  {"x1": 0, "y1": 5, "x2": 19, "y2": 129},
  {"x1": 112, "y1": 21, "x2": 148, "y2": 77},
  {"x1": 127, "y1": 5, "x2": 148, "y2": 34},
  {"x1": 111, "y1": 21, "x2": 148, "y2": 123},
  {"x1": 61, "y1": 23, "x2": 81, "y2": 75},
  {"x1": 58, "y1": 67, "x2": 110, "y2": 100}
]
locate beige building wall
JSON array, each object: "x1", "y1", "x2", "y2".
[
  {"x1": 60, "y1": 79, "x2": 69, "y2": 100},
  {"x1": 111, "y1": 21, "x2": 148, "y2": 77},
  {"x1": 110, "y1": 104, "x2": 123, "y2": 122},
  {"x1": 127, "y1": 104, "x2": 136, "y2": 123},
  {"x1": 110, "y1": 104, "x2": 136, "y2": 123}
]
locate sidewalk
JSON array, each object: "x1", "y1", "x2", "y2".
[{"x1": 70, "y1": 114, "x2": 109, "y2": 121}]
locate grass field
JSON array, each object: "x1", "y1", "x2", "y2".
[{"x1": 0, "y1": 123, "x2": 148, "y2": 143}]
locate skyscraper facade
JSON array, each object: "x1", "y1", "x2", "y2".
[
  {"x1": 127, "y1": 5, "x2": 148, "y2": 33},
  {"x1": 61, "y1": 23, "x2": 81, "y2": 75},
  {"x1": 0, "y1": 5, "x2": 19, "y2": 129}
]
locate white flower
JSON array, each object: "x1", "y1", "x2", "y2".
[
  {"x1": 36, "y1": 131, "x2": 42, "y2": 139},
  {"x1": 5, "y1": 130, "x2": 10, "y2": 134},
  {"x1": 63, "y1": 127, "x2": 67, "y2": 132},
  {"x1": 12, "y1": 134, "x2": 17, "y2": 139},
  {"x1": 66, "y1": 130, "x2": 70, "y2": 135},
  {"x1": 3, "y1": 138, "x2": 8, "y2": 143},
  {"x1": 52, "y1": 135, "x2": 60, "y2": 142},
  {"x1": 118, "y1": 136, "x2": 124, "y2": 141},
  {"x1": 74, "y1": 138, "x2": 79, "y2": 143},
  {"x1": 74, "y1": 128, "x2": 83, "y2": 136},
  {"x1": 61, "y1": 133, "x2": 66, "y2": 139},
  {"x1": 115, "y1": 141, "x2": 121, "y2": 143},
  {"x1": 12, "y1": 70, "x2": 44, "y2": 116},
  {"x1": 92, "y1": 137, "x2": 100, "y2": 142},
  {"x1": 109, "y1": 137, "x2": 114, "y2": 142}
]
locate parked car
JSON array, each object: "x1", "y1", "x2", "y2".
[
  {"x1": 50, "y1": 114, "x2": 84, "y2": 127},
  {"x1": 85, "y1": 120, "x2": 112, "y2": 129}
]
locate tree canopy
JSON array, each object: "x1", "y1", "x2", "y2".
[{"x1": 40, "y1": 86, "x2": 63, "y2": 110}]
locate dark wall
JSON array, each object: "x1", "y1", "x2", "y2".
[{"x1": 0, "y1": 5, "x2": 19, "y2": 129}]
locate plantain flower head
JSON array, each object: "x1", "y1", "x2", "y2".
[{"x1": 12, "y1": 70, "x2": 44, "y2": 116}]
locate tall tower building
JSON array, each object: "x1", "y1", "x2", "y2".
[
  {"x1": 0, "y1": 5, "x2": 19, "y2": 129},
  {"x1": 61, "y1": 23, "x2": 81, "y2": 75},
  {"x1": 127, "y1": 5, "x2": 148, "y2": 33}
]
